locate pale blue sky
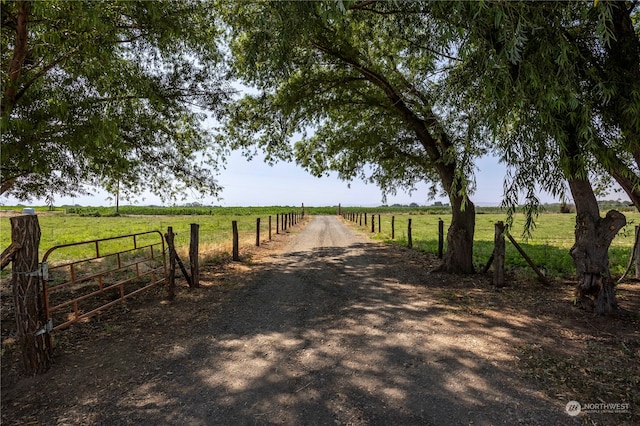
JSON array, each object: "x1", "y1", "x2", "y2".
[{"x1": 1, "y1": 151, "x2": 566, "y2": 208}]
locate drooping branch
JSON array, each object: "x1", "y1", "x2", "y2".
[
  {"x1": 591, "y1": 139, "x2": 640, "y2": 212},
  {"x1": 311, "y1": 39, "x2": 457, "y2": 191}
]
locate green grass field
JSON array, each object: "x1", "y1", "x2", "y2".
[
  {"x1": 343, "y1": 210, "x2": 639, "y2": 279},
  {"x1": 0, "y1": 207, "x2": 306, "y2": 265},
  {"x1": 1, "y1": 205, "x2": 638, "y2": 279}
]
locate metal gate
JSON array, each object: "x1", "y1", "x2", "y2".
[{"x1": 40, "y1": 230, "x2": 167, "y2": 331}]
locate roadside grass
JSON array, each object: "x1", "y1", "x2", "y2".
[
  {"x1": 348, "y1": 211, "x2": 640, "y2": 279},
  {"x1": 0, "y1": 212, "x2": 289, "y2": 266}
]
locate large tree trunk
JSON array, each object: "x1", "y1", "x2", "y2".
[
  {"x1": 2, "y1": 0, "x2": 29, "y2": 118},
  {"x1": 440, "y1": 194, "x2": 476, "y2": 274},
  {"x1": 569, "y1": 178, "x2": 626, "y2": 314},
  {"x1": 10, "y1": 214, "x2": 53, "y2": 374}
]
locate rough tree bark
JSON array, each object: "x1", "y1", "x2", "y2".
[
  {"x1": 10, "y1": 214, "x2": 53, "y2": 374},
  {"x1": 440, "y1": 194, "x2": 476, "y2": 274},
  {"x1": 569, "y1": 179, "x2": 626, "y2": 314},
  {"x1": 560, "y1": 119, "x2": 628, "y2": 314}
]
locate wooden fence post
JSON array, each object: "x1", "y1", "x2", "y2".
[
  {"x1": 391, "y1": 216, "x2": 395, "y2": 239},
  {"x1": 256, "y1": 218, "x2": 261, "y2": 247},
  {"x1": 408, "y1": 218, "x2": 413, "y2": 248},
  {"x1": 364, "y1": 213, "x2": 367, "y2": 226},
  {"x1": 371, "y1": 214, "x2": 375, "y2": 233},
  {"x1": 494, "y1": 221, "x2": 505, "y2": 288},
  {"x1": 276, "y1": 214, "x2": 280, "y2": 235},
  {"x1": 164, "y1": 227, "x2": 176, "y2": 300},
  {"x1": 438, "y1": 218, "x2": 444, "y2": 259},
  {"x1": 232, "y1": 221, "x2": 239, "y2": 261},
  {"x1": 635, "y1": 226, "x2": 640, "y2": 279},
  {"x1": 269, "y1": 216, "x2": 272, "y2": 240},
  {"x1": 338, "y1": 203, "x2": 341, "y2": 216},
  {"x1": 618, "y1": 225, "x2": 640, "y2": 284},
  {"x1": 505, "y1": 231, "x2": 549, "y2": 285},
  {"x1": 359, "y1": 213, "x2": 362, "y2": 226},
  {"x1": 189, "y1": 223, "x2": 199, "y2": 287},
  {"x1": 10, "y1": 214, "x2": 52, "y2": 374}
]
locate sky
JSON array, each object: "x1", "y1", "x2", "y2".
[{"x1": 1, "y1": 150, "x2": 572, "y2": 208}]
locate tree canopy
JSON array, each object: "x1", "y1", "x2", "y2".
[
  {"x1": 221, "y1": 1, "x2": 483, "y2": 200},
  {"x1": 218, "y1": 0, "x2": 487, "y2": 272},
  {"x1": 435, "y1": 0, "x2": 640, "y2": 214},
  {"x1": 429, "y1": 0, "x2": 639, "y2": 311},
  {"x1": 1, "y1": 0, "x2": 227, "y2": 202}
]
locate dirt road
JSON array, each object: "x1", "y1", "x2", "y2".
[{"x1": 3, "y1": 216, "x2": 577, "y2": 425}]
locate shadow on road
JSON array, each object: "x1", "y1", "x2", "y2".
[{"x1": 86, "y1": 242, "x2": 574, "y2": 425}]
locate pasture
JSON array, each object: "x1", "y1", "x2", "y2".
[
  {"x1": 1, "y1": 205, "x2": 638, "y2": 279},
  {"x1": 341, "y1": 208, "x2": 639, "y2": 279},
  {"x1": 0, "y1": 206, "x2": 306, "y2": 266}
]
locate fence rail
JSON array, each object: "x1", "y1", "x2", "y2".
[{"x1": 41, "y1": 230, "x2": 167, "y2": 331}]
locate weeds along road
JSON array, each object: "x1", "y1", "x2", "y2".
[{"x1": 3, "y1": 215, "x2": 574, "y2": 425}]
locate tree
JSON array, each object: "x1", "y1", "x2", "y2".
[
  {"x1": 1, "y1": 0, "x2": 227, "y2": 203},
  {"x1": 438, "y1": 1, "x2": 639, "y2": 312},
  {"x1": 219, "y1": 1, "x2": 484, "y2": 273}
]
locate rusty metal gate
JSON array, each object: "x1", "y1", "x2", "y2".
[{"x1": 40, "y1": 230, "x2": 167, "y2": 332}]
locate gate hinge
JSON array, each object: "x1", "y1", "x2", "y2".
[
  {"x1": 25, "y1": 262, "x2": 48, "y2": 280},
  {"x1": 34, "y1": 318, "x2": 53, "y2": 336}
]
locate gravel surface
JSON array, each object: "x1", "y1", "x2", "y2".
[{"x1": 1, "y1": 215, "x2": 597, "y2": 425}]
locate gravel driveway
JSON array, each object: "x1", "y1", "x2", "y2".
[{"x1": 2, "y1": 215, "x2": 578, "y2": 425}]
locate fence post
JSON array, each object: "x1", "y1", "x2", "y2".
[
  {"x1": 269, "y1": 216, "x2": 272, "y2": 240},
  {"x1": 494, "y1": 221, "x2": 505, "y2": 288},
  {"x1": 276, "y1": 214, "x2": 280, "y2": 235},
  {"x1": 391, "y1": 216, "x2": 395, "y2": 239},
  {"x1": 635, "y1": 226, "x2": 640, "y2": 279},
  {"x1": 164, "y1": 227, "x2": 176, "y2": 300},
  {"x1": 10, "y1": 214, "x2": 52, "y2": 374},
  {"x1": 438, "y1": 218, "x2": 444, "y2": 259},
  {"x1": 378, "y1": 214, "x2": 381, "y2": 233},
  {"x1": 408, "y1": 218, "x2": 413, "y2": 248},
  {"x1": 338, "y1": 203, "x2": 341, "y2": 216},
  {"x1": 359, "y1": 213, "x2": 362, "y2": 226},
  {"x1": 189, "y1": 223, "x2": 199, "y2": 287},
  {"x1": 371, "y1": 214, "x2": 375, "y2": 233},
  {"x1": 505, "y1": 231, "x2": 549, "y2": 285},
  {"x1": 302, "y1": 203, "x2": 305, "y2": 218},
  {"x1": 232, "y1": 221, "x2": 239, "y2": 261},
  {"x1": 256, "y1": 218, "x2": 261, "y2": 247}
]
